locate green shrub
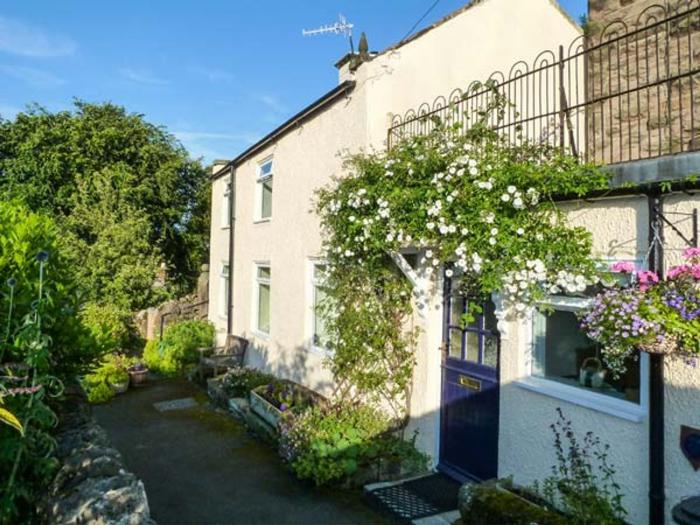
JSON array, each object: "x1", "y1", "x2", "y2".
[
  {"x1": 143, "y1": 319, "x2": 215, "y2": 375},
  {"x1": 83, "y1": 353, "x2": 134, "y2": 404},
  {"x1": 81, "y1": 302, "x2": 133, "y2": 353},
  {"x1": 221, "y1": 367, "x2": 276, "y2": 398},
  {"x1": 459, "y1": 481, "x2": 568, "y2": 525},
  {"x1": 279, "y1": 403, "x2": 427, "y2": 485}
]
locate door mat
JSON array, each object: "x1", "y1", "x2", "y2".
[
  {"x1": 365, "y1": 473, "x2": 461, "y2": 522},
  {"x1": 153, "y1": 397, "x2": 198, "y2": 412}
]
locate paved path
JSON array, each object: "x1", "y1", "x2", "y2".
[{"x1": 93, "y1": 378, "x2": 388, "y2": 525}]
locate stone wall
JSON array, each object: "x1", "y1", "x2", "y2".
[
  {"x1": 585, "y1": 0, "x2": 700, "y2": 164},
  {"x1": 38, "y1": 387, "x2": 155, "y2": 525},
  {"x1": 134, "y1": 265, "x2": 209, "y2": 340}
]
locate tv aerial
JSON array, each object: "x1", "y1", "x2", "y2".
[{"x1": 302, "y1": 14, "x2": 356, "y2": 52}]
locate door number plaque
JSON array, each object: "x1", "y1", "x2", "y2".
[{"x1": 458, "y1": 375, "x2": 481, "y2": 391}]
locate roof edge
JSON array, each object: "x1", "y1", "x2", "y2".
[{"x1": 212, "y1": 80, "x2": 356, "y2": 180}]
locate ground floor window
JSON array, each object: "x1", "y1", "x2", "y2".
[
  {"x1": 311, "y1": 262, "x2": 329, "y2": 350},
  {"x1": 532, "y1": 297, "x2": 641, "y2": 404},
  {"x1": 220, "y1": 263, "x2": 230, "y2": 317},
  {"x1": 254, "y1": 264, "x2": 271, "y2": 335}
]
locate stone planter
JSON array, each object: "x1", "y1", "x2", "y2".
[
  {"x1": 249, "y1": 388, "x2": 283, "y2": 429},
  {"x1": 458, "y1": 480, "x2": 567, "y2": 525},
  {"x1": 109, "y1": 381, "x2": 129, "y2": 395}
]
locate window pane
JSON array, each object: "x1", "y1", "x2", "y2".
[
  {"x1": 449, "y1": 329, "x2": 462, "y2": 359},
  {"x1": 450, "y1": 296, "x2": 464, "y2": 327},
  {"x1": 260, "y1": 160, "x2": 273, "y2": 176},
  {"x1": 257, "y1": 266, "x2": 270, "y2": 280},
  {"x1": 533, "y1": 309, "x2": 640, "y2": 403},
  {"x1": 261, "y1": 179, "x2": 273, "y2": 218},
  {"x1": 465, "y1": 331, "x2": 479, "y2": 362},
  {"x1": 313, "y1": 284, "x2": 328, "y2": 347},
  {"x1": 483, "y1": 335, "x2": 498, "y2": 368},
  {"x1": 258, "y1": 283, "x2": 270, "y2": 333}
]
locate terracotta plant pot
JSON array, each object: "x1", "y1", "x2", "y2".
[{"x1": 128, "y1": 368, "x2": 149, "y2": 387}]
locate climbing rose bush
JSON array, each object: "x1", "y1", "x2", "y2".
[
  {"x1": 581, "y1": 248, "x2": 700, "y2": 374},
  {"x1": 316, "y1": 97, "x2": 609, "y2": 417}
]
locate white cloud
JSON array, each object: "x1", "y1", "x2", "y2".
[
  {"x1": 0, "y1": 16, "x2": 76, "y2": 57},
  {"x1": 118, "y1": 67, "x2": 169, "y2": 86},
  {"x1": 0, "y1": 65, "x2": 64, "y2": 87}
]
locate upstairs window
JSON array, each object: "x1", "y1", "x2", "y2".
[
  {"x1": 222, "y1": 180, "x2": 232, "y2": 227},
  {"x1": 256, "y1": 159, "x2": 273, "y2": 221},
  {"x1": 220, "y1": 263, "x2": 230, "y2": 317}
]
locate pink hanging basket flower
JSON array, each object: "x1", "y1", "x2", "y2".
[{"x1": 610, "y1": 261, "x2": 635, "y2": 273}]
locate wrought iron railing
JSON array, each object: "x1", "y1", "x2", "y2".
[{"x1": 387, "y1": 1, "x2": 700, "y2": 166}]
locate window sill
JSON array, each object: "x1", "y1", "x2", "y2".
[
  {"x1": 220, "y1": 226, "x2": 231, "y2": 230},
  {"x1": 252, "y1": 329, "x2": 270, "y2": 340},
  {"x1": 515, "y1": 376, "x2": 646, "y2": 423},
  {"x1": 306, "y1": 344, "x2": 333, "y2": 358},
  {"x1": 253, "y1": 218, "x2": 271, "y2": 224}
]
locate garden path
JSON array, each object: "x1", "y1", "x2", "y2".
[{"x1": 93, "y1": 378, "x2": 388, "y2": 525}]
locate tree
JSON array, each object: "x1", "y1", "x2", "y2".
[{"x1": 0, "y1": 101, "x2": 210, "y2": 310}]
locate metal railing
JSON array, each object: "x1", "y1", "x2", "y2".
[{"x1": 387, "y1": 1, "x2": 700, "y2": 166}]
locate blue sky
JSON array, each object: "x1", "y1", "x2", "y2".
[{"x1": 0, "y1": 0, "x2": 587, "y2": 163}]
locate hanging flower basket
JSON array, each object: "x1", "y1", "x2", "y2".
[
  {"x1": 581, "y1": 249, "x2": 700, "y2": 374},
  {"x1": 638, "y1": 334, "x2": 679, "y2": 356}
]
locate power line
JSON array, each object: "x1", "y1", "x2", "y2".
[{"x1": 398, "y1": 0, "x2": 442, "y2": 44}]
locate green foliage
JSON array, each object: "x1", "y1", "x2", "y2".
[
  {"x1": 278, "y1": 403, "x2": 428, "y2": 486},
  {"x1": 532, "y1": 409, "x2": 627, "y2": 524},
  {"x1": 83, "y1": 353, "x2": 134, "y2": 404},
  {"x1": 0, "y1": 201, "x2": 98, "y2": 375},
  {"x1": 81, "y1": 302, "x2": 133, "y2": 353},
  {"x1": 0, "y1": 101, "x2": 211, "y2": 309},
  {"x1": 459, "y1": 481, "x2": 568, "y2": 525},
  {"x1": 220, "y1": 367, "x2": 276, "y2": 398},
  {"x1": 143, "y1": 319, "x2": 214, "y2": 376},
  {"x1": 316, "y1": 92, "x2": 609, "y2": 418}
]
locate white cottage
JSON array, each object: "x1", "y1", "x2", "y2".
[{"x1": 207, "y1": 1, "x2": 700, "y2": 523}]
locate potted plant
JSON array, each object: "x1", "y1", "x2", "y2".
[
  {"x1": 128, "y1": 362, "x2": 149, "y2": 387},
  {"x1": 107, "y1": 366, "x2": 129, "y2": 394},
  {"x1": 580, "y1": 250, "x2": 700, "y2": 375}
]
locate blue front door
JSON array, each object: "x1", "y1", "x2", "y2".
[{"x1": 439, "y1": 279, "x2": 500, "y2": 482}]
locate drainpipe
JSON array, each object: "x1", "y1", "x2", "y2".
[
  {"x1": 647, "y1": 190, "x2": 665, "y2": 525},
  {"x1": 227, "y1": 167, "x2": 236, "y2": 335}
]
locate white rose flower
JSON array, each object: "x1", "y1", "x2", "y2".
[
  {"x1": 507, "y1": 185, "x2": 517, "y2": 194},
  {"x1": 513, "y1": 198, "x2": 524, "y2": 209},
  {"x1": 501, "y1": 194, "x2": 511, "y2": 202},
  {"x1": 516, "y1": 227, "x2": 525, "y2": 235},
  {"x1": 445, "y1": 269, "x2": 454, "y2": 277}
]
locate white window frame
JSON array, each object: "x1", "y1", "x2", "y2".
[
  {"x1": 221, "y1": 179, "x2": 232, "y2": 229},
  {"x1": 516, "y1": 294, "x2": 648, "y2": 423},
  {"x1": 306, "y1": 259, "x2": 331, "y2": 355},
  {"x1": 219, "y1": 262, "x2": 230, "y2": 318},
  {"x1": 254, "y1": 157, "x2": 273, "y2": 222},
  {"x1": 252, "y1": 262, "x2": 271, "y2": 338}
]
